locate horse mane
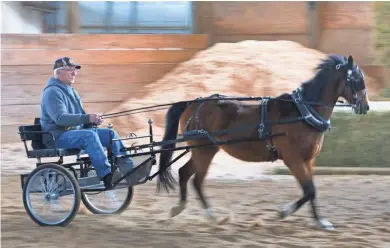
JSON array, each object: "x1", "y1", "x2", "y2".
[
  {"x1": 300, "y1": 54, "x2": 346, "y2": 102},
  {"x1": 274, "y1": 54, "x2": 346, "y2": 116}
]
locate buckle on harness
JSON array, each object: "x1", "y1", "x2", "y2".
[
  {"x1": 258, "y1": 123, "x2": 264, "y2": 132},
  {"x1": 258, "y1": 123, "x2": 265, "y2": 139}
]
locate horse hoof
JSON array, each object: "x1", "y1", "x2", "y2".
[
  {"x1": 205, "y1": 208, "x2": 219, "y2": 222},
  {"x1": 170, "y1": 204, "x2": 184, "y2": 218},
  {"x1": 279, "y1": 204, "x2": 295, "y2": 219},
  {"x1": 279, "y1": 209, "x2": 290, "y2": 219},
  {"x1": 279, "y1": 210, "x2": 287, "y2": 219},
  {"x1": 318, "y1": 218, "x2": 334, "y2": 231}
]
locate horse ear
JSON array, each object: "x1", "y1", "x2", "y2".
[{"x1": 347, "y1": 55, "x2": 354, "y2": 69}]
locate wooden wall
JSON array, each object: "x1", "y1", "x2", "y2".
[
  {"x1": 0, "y1": 2, "x2": 384, "y2": 142},
  {"x1": 194, "y1": 2, "x2": 311, "y2": 47},
  {"x1": 1, "y1": 34, "x2": 208, "y2": 143},
  {"x1": 194, "y1": 1, "x2": 376, "y2": 66},
  {"x1": 318, "y1": 1, "x2": 375, "y2": 65}
]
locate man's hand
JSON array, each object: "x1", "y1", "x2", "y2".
[{"x1": 89, "y1": 112, "x2": 104, "y2": 125}]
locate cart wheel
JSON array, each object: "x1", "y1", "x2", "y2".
[
  {"x1": 22, "y1": 163, "x2": 81, "y2": 226},
  {"x1": 81, "y1": 177, "x2": 133, "y2": 214}
]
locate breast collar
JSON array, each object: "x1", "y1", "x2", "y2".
[{"x1": 291, "y1": 87, "x2": 331, "y2": 132}]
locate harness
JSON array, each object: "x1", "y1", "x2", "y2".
[
  {"x1": 256, "y1": 88, "x2": 333, "y2": 161},
  {"x1": 102, "y1": 58, "x2": 366, "y2": 162},
  {"x1": 258, "y1": 98, "x2": 278, "y2": 161},
  {"x1": 181, "y1": 91, "x2": 331, "y2": 162},
  {"x1": 291, "y1": 87, "x2": 331, "y2": 132},
  {"x1": 256, "y1": 61, "x2": 367, "y2": 160},
  {"x1": 180, "y1": 75, "x2": 364, "y2": 160},
  {"x1": 342, "y1": 64, "x2": 367, "y2": 110}
]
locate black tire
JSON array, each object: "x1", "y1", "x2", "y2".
[
  {"x1": 81, "y1": 185, "x2": 133, "y2": 214},
  {"x1": 22, "y1": 163, "x2": 81, "y2": 226}
]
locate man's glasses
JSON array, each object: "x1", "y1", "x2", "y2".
[{"x1": 60, "y1": 68, "x2": 79, "y2": 74}]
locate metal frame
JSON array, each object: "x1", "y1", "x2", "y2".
[{"x1": 18, "y1": 121, "x2": 157, "y2": 193}]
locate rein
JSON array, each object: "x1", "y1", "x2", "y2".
[{"x1": 102, "y1": 94, "x2": 353, "y2": 119}]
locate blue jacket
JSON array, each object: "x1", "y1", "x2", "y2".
[{"x1": 40, "y1": 77, "x2": 90, "y2": 147}]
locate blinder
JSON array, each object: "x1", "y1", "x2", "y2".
[
  {"x1": 346, "y1": 69, "x2": 365, "y2": 93},
  {"x1": 336, "y1": 62, "x2": 366, "y2": 109}
]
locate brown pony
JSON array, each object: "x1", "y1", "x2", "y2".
[{"x1": 156, "y1": 54, "x2": 369, "y2": 230}]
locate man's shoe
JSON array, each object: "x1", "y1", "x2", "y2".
[
  {"x1": 102, "y1": 173, "x2": 113, "y2": 190},
  {"x1": 102, "y1": 170, "x2": 121, "y2": 190}
]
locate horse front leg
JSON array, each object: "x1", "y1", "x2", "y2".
[
  {"x1": 306, "y1": 159, "x2": 334, "y2": 231},
  {"x1": 308, "y1": 186, "x2": 334, "y2": 231},
  {"x1": 279, "y1": 161, "x2": 334, "y2": 231}
]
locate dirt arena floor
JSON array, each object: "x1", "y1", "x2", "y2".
[
  {"x1": 2, "y1": 171, "x2": 390, "y2": 248},
  {"x1": 1, "y1": 142, "x2": 389, "y2": 248}
]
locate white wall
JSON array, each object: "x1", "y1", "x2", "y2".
[{"x1": 1, "y1": 1, "x2": 42, "y2": 34}]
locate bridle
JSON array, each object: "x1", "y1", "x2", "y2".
[{"x1": 336, "y1": 63, "x2": 366, "y2": 111}]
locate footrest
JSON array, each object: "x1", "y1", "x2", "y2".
[
  {"x1": 79, "y1": 181, "x2": 129, "y2": 191},
  {"x1": 124, "y1": 156, "x2": 155, "y2": 186}
]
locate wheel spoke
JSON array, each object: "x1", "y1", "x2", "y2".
[{"x1": 23, "y1": 164, "x2": 80, "y2": 226}]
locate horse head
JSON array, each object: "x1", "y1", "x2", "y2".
[
  {"x1": 302, "y1": 54, "x2": 370, "y2": 115},
  {"x1": 335, "y1": 55, "x2": 370, "y2": 114}
]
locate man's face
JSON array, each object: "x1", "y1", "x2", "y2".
[{"x1": 57, "y1": 66, "x2": 78, "y2": 85}]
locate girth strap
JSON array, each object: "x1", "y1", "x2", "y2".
[
  {"x1": 258, "y1": 99, "x2": 269, "y2": 139},
  {"x1": 184, "y1": 101, "x2": 207, "y2": 132},
  {"x1": 258, "y1": 99, "x2": 278, "y2": 162}
]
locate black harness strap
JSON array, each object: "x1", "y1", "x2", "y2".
[
  {"x1": 258, "y1": 99, "x2": 279, "y2": 162},
  {"x1": 291, "y1": 88, "x2": 331, "y2": 132},
  {"x1": 258, "y1": 99, "x2": 268, "y2": 140},
  {"x1": 184, "y1": 95, "x2": 218, "y2": 133},
  {"x1": 182, "y1": 99, "x2": 219, "y2": 145}
]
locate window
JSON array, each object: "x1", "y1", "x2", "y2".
[
  {"x1": 44, "y1": 1, "x2": 193, "y2": 34},
  {"x1": 44, "y1": 1, "x2": 67, "y2": 33},
  {"x1": 79, "y1": 1, "x2": 107, "y2": 26}
]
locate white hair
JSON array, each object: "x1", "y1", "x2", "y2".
[{"x1": 53, "y1": 68, "x2": 60, "y2": 77}]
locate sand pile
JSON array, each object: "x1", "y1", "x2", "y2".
[{"x1": 105, "y1": 40, "x2": 379, "y2": 138}]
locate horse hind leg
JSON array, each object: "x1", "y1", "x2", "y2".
[
  {"x1": 279, "y1": 159, "x2": 334, "y2": 231},
  {"x1": 191, "y1": 147, "x2": 219, "y2": 221},
  {"x1": 170, "y1": 159, "x2": 195, "y2": 217}
]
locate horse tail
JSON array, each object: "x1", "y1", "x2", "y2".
[{"x1": 156, "y1": 101, "x2": 189, "y2": 193}]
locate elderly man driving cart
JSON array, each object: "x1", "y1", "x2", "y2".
[{"x1": 39, "y1": 57, "x2": 134, "y2": 189}]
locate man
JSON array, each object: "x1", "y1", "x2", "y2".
[{"x1": 40, "y1": 57, "x2": 134, "y2": 189}]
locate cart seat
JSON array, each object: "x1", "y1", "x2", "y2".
[{"x1": 18, "y1": 122, "x2": 82, "y2": 158}]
